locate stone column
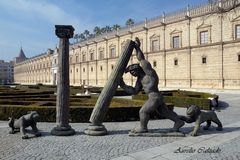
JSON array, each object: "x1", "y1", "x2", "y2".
[
  {"x1": 85, "y1": 40, "x2": 135, "y2": 136},
  {"x1": 51, "y1": 25, "x2": 75, "y2": 136}
]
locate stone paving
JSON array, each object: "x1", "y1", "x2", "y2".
[
  {"x1": 0, "y1": 90, "x2": 239, "y2": 160},
  {"x1": 0, "y1": 120, "x2": 184, "y2": 160},
  {"x1": 185, "y1": 136, "x2": 240, "y2": 160}
]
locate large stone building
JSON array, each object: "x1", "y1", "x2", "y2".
[
  {"x1": 0, "y1": 60, "x2": 14, "y2": 84},
  {"x1": 14, "y1": 0, "x2": 240, "y2": 89}
]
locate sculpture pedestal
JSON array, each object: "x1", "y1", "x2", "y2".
[
  {"x1": 84, "y1": 124, "x2": 107, "y2": 136},
  {"x1": 51, "y1": 125, "x2": 75, "y2": 136}
]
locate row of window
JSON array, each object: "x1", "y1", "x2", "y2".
[
  {"x1": 151, "y1": 30, "x2": 209, "y2": 51},
  {"x1": 18, "y1": 54, "x2": 240, "y2": 74},
  {"x1": 174, "y1": 55, "x2": 240, "y2": 66},
  {"x1": 19, "y1": 25, "x2": 240, "y2": 71},
  {"x1": 80, "y1": 48, "x2": 116, "y2": 62},
  {"x1": 152, "y1": 25, "x2": 240, "y2": 51},
  {"x1": 78, "y1": 65, "x2": 115, "y2": 73},
  {"x1": 72, "y1": 25, "x2": 240, "y2": 62},
  {"x1": 71, "y1": 54, "x2": 240, "y2": 73},
  {"x1": 173, "y1": 57, "x2": 206, "y2": 66}
]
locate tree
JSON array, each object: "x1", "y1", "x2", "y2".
[
  {"x1": 79, "y1": 33, "x2": 86, "y2": 42},
  {"x1": 88, "y1": 33, "x2": 95, "y2": 39},
  {"x1": 112, "y1": 24, "x2": 121, "y2": 31},
  {"x1": 93, "y1": 26, "x2": 102, "y2": 36},
  {"x1": 104, "y1": 26, "x2": 112, "y2": 33},
  {"x1": 83, "y1": 30, "x2": 90, "y2": 39},
  {"x1": 125, "y1": 18, "x2": 134, "y2": 26},
  {"x1": 73, "y1": 34, "x2": 79, "y2": 43}
]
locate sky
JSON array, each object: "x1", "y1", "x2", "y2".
[{"x1": 0, "y1": 0, "x2": 208, "y2": 62}]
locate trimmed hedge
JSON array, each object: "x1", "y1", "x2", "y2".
[
  {"x1": 132, "y1": 90, "x2": 218, "y2": 110},
  {"x1": 0, "y1": 99, "x2": 176, "y2": 122},
  {"x1": 0, "y1": 96, "x2": 144, "y2": 108},
  {"x1": 0, "y1": 85, "x2": 218, "y2": 122},
  {"x1": 0, "y1": 105, "x2": 149, "y2": 122}
]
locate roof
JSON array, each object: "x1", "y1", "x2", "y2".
[{"x1": 17, "y1": 47, "x2": 27, "y2": 59}]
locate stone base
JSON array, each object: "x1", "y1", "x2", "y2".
[
  {"x1": 51, "y1": 125, "x2": 75, "y2": 136},
  {"x1": 84, "y1": 124, "x2": 107, "y2": 136},
  {"x1": 129, "y1": 129, "x2": 185, "y2": 137}
]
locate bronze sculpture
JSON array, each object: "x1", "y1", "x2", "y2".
[
  {"x1": 179, "y1": 105, "x2": 223, "y2": 136},
  {"x1": 120, "y1": 38, "x2": 185, "y2": 133},
  {"x1": 8, "y1": 111, "x2": 41, "y2": 139}
]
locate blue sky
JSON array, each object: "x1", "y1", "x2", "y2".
[{"x1": 0, "y1": 0, "x2": 208, "y2": 61}]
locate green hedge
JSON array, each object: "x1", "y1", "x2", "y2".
[
  {"x1": 0, "y1": 99, "x2": 174, "y2": 122},
  {"x1": 0, "y1": 91, "x2": 54, "y2": 96},
  {"x1": 0, "y1": 106, "x2": 56, "y2": 122},
  {"x1": 0, "y1": 85, "x2": 217, "y2": 122},
  {"x1": 132, "y1": 90, "x2": 216, "y2": 110},
  {"x1": 170, "y1": 96, "x2": 210, "y2": 110},
  {"x1": 0, "y1": 97, "x2": 144, "y2": 108},
  {"x1": 0, "y1": 105, "x2": 147, "y2": 122}
]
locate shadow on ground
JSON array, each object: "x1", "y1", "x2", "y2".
[
  {"x1": 181, "y1": 126, "x2": 240, "y2": 136},
  {"x1": 108, "y1": 129, "x2": 130, "y2": 135},
  {"x1": 217, "y1": 100, "x2": 229, "y2": 110}
]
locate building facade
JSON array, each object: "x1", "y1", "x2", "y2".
[
  {"x1": 14, "y1": 0, "x2": 240, "y2": 89},
  {"x1": 0, "y1": 60, "x2": 14, "y2": 84}
]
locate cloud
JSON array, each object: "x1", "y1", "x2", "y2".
[{"x1": 0, "y1": 0, "x2": 82, "y2": 30}]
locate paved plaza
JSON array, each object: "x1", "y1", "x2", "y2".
[{"x1": 0, "y1": 89, "x2": 240, "y2": 160}]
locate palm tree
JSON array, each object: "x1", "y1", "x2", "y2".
[
  {"x1": 79, "y1": 33, "x2": 86, "y2": 42},
  {"x1": 112, "y1": 24, "x2": 121, "y2": 31},
  {"x1": 101, "y1": 27, "x2": 106, "y2": 34},
  {"x1": 73, "y1": 34, "x2": 79, "y2": 43},
  {"x1": 93, "y1": 26, "x2": 102, "y2": 36},
  {"x1": 125, "y1": 18, "x2": 134, "y2": 26},
  {"x1": 104, "y1": 26, "x2": 112, "y2": 33},
  {"x1": 88, "y1": 33, "x2": 95, "y2": 39},
  {"x1": 83, "y1": 30, "x2": 90, "y2": 39}
]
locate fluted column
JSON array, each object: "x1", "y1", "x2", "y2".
[
  {"x1": 85, "y1": 40, "x2": 135, "y2": 136},
  {"x1": 51, "y1": 25, "x2": 75, "y2": 136}
]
